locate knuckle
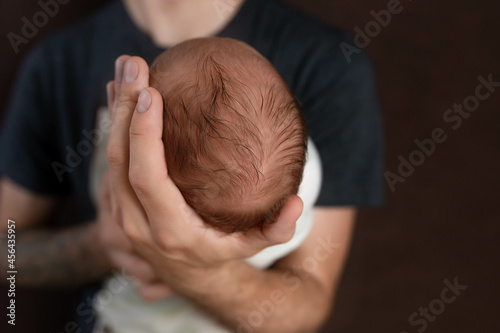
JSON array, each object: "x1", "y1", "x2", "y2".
[
  {"x1": 122, "y1": 219, "x2": 142, "y2": 243},
  {"x1": 127, "y1": 231, "x2": 144, "y2": 246},
  {"x1": 153, "y1": 231, "x2": 179, "y2": 252},
  {"x1": 129, "y1": 170, "x2": 151, "y2": 194},
  {"x1": 129, "y1": 120, "x2": 146, "y2": 138},
  {"x1": 116, "y1": 95, "x2": 139, "y2": 110},
  {"x1": 106, "y1": 143, "x2": 127, "y2": 167}
]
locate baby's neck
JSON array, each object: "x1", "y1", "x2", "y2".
[{"x1": 122, "y1": 0, "x2": 245, "y2": 48}]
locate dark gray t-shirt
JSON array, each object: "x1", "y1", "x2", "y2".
[{"x1": 0, "y1": 0, "x2": 383, "y2": 225}]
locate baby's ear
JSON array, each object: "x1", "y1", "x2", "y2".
[{"x1": 261, "y1": 195, "x2": 303, "y2": 245}]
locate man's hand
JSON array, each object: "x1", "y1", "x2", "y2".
[
  {"x1": 102, "y1": 55, "x2": 356, "y2": 332},
  {"x1": 95, "y1": 171, "x2": 175, "y2": 301},
  {"x1": 105, "y1": 55, "x2": 303, "y2": 292}
]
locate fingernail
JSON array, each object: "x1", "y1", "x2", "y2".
[
  {"x1": 124, "y1": 60, "x2": 138, "y2": 83},
  {"x1": 115, "y1": 58, "x2": 125, "y2": 83},
  {"x1": 137, "y1": 90, "x2": 151, "y2": 113}
]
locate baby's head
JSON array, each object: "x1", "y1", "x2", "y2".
[{"x1": 150, "y1": 37, "x2": 307, "y2": 233}]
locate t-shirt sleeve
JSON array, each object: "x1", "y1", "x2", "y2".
[
  {"x1": 295, "y1": 32, "x2": 384, "y2": 207},
  {"x1": 0, "y1": 42, "x2": 70, "y2": 196}
]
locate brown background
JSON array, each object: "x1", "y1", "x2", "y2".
[{"x1": 1, "y1": 0, "x2": 499, "y2": 332}]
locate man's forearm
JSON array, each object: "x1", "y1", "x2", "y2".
[
  {"x1": 0, "y1": 222, "x2": 110, "y2": 287},
  {"x1": 180, "y1": 260, "x2": 331, "y2": 333}
]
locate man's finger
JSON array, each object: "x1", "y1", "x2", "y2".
[
  {"x1": 110, "y1": 55, "x2": 129, "y2": 117},
  {"x1": 113, "y1": 252, "x2": 157, "y2": 282},
  {"x1": 106, "y1": 81, "x2": 115, "y2": 116},
  {"x1": 107, "y1": 56, "x2": 149, "y2": 178},
  {"x1": 114, "y1": 55, "x2": 128, "y2": 85},
  {"x1": 106, "y1": 56, "x2": 152, "y2": 239},
  {"x1": 235, "y1": 195, "x2": 303, "y2": 256},
  {"x1": 128, "y1": 87, "x2": 187, "y2": 222},
  {"x1": 98, "y1": 171, "x2": 111, "y2": 207},
  {"x1": 136, "y1": 281, "x2": 176, "y2": 303}
]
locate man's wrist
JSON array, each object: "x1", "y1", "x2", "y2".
[{"x1": 170, "y1": 259, "x2": 244, "y2": 298}]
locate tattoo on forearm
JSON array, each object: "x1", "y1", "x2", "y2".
[{"x1": 1, "y1": 224, "x2": 108, "y2": 287}]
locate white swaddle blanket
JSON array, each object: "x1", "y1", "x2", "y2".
[{"x1": 89, "y1": 108, "x2": 323, "y2": 333}]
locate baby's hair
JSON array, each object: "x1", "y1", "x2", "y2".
[{"x1": 150, "y1": 38, "x2": 307, "y2": 233}]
